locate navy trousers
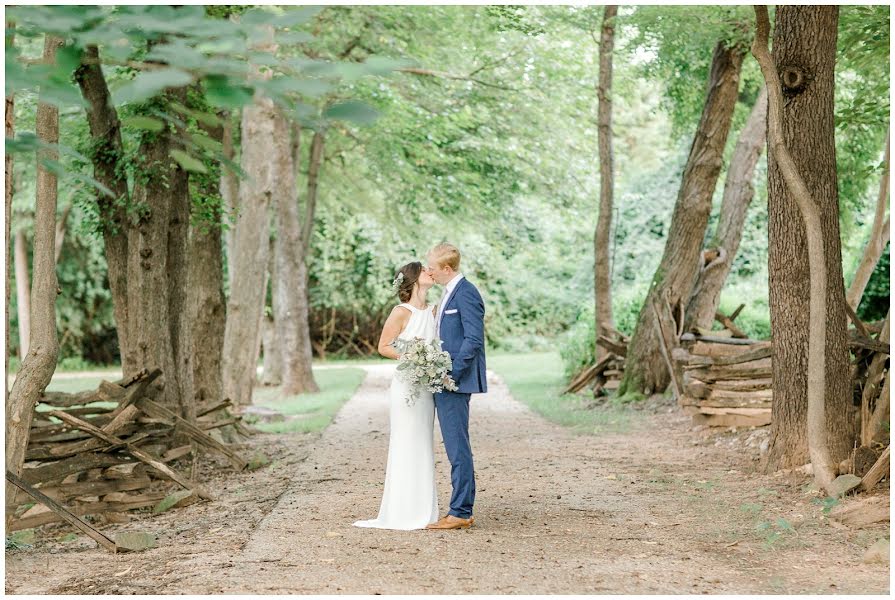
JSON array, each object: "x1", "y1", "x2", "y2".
[{"x1": 434, "y1": 390, "x2": 475, "y2": 518}]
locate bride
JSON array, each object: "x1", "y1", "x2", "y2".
[{"x1": 354, "y1": 261, "x2": 439, "y2": 530}]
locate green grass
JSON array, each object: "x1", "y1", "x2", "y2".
[
  {"x1": 24, "y1": 366, "x2": 366, "y2": 430},
  {"x1": 489, "y1": 351, "x2": 637, "y2": 434},
  {"x1": 250, "y1": 367, "x2": 366, "y2": 434}
]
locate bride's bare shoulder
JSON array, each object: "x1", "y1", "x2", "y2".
[{"x1": 389, "y1": 304, "x2": 412, "y2": 319}]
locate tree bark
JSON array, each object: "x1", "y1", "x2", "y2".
[
  {"x1": 260, "y1": 317, "x2": 282, "y2": 385},
  {"x1": 594, "y1": 5, "x2": 618, "y2": 362},
  {"x1": 619, "y1": 40, "x2": 744, "y2": 396},
  {"x1": 6, "y1": 20, "x2": 14, "y2": 401},
  {"x1": 54, "y1": 203, "x2": 73, "y2": 264},
  {"x1": 167, "y1": 90, "x2": 194, "y2": 423},
  {"x1": 274, "y1": 122, "x2": 320, "y2": 395},
  {"x1": 74, "y1": 45, "x2": 132, "y2": 376},
  {"x1": 846, "y1": 131, "x2": 889, "y2": 311},
  {"x1": 685, "y1": 87, "x2": 768, "y2": 330},
  {"x1": 6, "y1": 35, "x2": 63, "y2": 524},
  {"x1": 127, "y1": 121, "x2": 178, "y2": 410},
  {"x1": 260, "y1": 234, "x2": 282, "y2": 386},
  {"x1": 757, "y1": 5, "x2": 851, "y2": 478},
  {"x1": 189, "y1": 136, "x2": 227, "y2": 410},
  {"x1": 13, "y1": 228, "x2": 30, "y2": 359},
  {"x1": 221, "y1": 111, "x2": 239, "y2": 283},
  {"x1": 222, "y1": 29, "x2": 279, "y2": 408}
]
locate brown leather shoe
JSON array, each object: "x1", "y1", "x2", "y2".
[{"x1": 425, "y1": 515, "x2": 475, "y2": 530}]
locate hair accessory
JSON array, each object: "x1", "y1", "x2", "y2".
[{"x1": 391, "y1": 271, "x2": 405, "y2": 294}]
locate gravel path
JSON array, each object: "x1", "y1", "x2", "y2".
[{"x1": 5, "y1": 365, "x2": 889, "y2": 594}]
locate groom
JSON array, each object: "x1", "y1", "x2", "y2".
[{"x1": 425, "y1": 243, "x2": 486, "y2": 530}]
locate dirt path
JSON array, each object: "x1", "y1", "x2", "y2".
[{"x1": 5, "y1": 366, "x2": 889, "y2": 594}]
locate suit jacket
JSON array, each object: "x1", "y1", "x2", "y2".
[{"x1": 438, "y1": 277, "x2": 487, "y2": 394}]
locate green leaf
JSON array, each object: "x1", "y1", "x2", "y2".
[
  {"x1": 361, "y1": 56, "x2": 414, "y2": 76},
  {"x1": 168, "y1": 101, "x2": 223, "y2": 127},
  {"x1": 274, "y1": 6, "x2": 321, "y2": 28},
  {"x1": 122, "y1": 116, "x2": 165, "y2": 132},
  {"x1": 203, "y1": 75, "x2": 253, "y2": 109},
  {"x1": 189, "y1": 132, "x2": 222, "y2": 153},
  {"x1": 170, "y1": 149, "x2": 208, "y2": 173},
  {"x1": 261, "y1": 77, "x2": 332, "y2": 98},
  {"x1": 324, "y1": 101, "x2": 380, "y2": 126},
  {"x1": 55, "y1": 45, "x2": 83, "y2": 74},
  {"x1": 276, "y1": 30, "x2": 313, "y2": 45},
  {"x1": 114, "y1": 68, "x2": 194, "y2": 104}
]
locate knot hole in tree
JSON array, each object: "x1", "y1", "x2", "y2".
[{"x1": 779, "y1": 65, "x2": 812, "y2": 96}]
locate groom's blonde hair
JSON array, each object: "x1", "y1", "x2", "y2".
[{"x1": 428, "y1": 243, "x2": 461, "y2": 271}]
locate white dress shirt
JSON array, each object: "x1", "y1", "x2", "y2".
[{"x1": 436, "y1": 273, "x2": 464, "y2": 333}]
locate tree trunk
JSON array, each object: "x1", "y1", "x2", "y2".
[
  {"x1": 594, "y1": 5, "x2": 618, "y2": 362},
  {"x1": 758, "y1": 5, "x2": 851, "y2": 476},
  {"x1": 54, "y1": 202, "x2": 72, "y2": 264},
  {"x1": 846, "y1": 131, "x2": 889, "y2": 311},
  {"x1": 14, "y1": 228, "x2": 30, "y2": 359},
  {"x1": 127, "y1": 120, "x2": 179, "y2": 410},
  {"x1": 221, "y1": 111, "x2": 239, "y2": 283},
  {"x1": 74, "y1": 45, "x2": 132, "y2": 376},
  {"x1": 619, "y1": 41, "x2": 744, "y2": 397},
  {"x1": 260, "y1": 234, "x2": 282, "y2": 386},
  {"x1": 189, "y1": 138, "x2": 227, "y2": 411},
  {"x1": 685, "y1": 87, "x2": 768, "y2": 330},
  {"x1": 6, "y1": 20, "x2": 14, "y2": 400},
  {"x1": 222, "y1": 32, "x2": 279, "y2": 408},
  {"x1": 6, "y1": 35, "x2": 63, "y2": 524},
  {"x1": 260, "y1": 317, "x2": 282, "y2": 385},
  {"x1": 167, "y1": 93, "x2": 194, "y2": 423},
  {"x1": 274, "y1": 122, "x2": 320, "y2": 395}
]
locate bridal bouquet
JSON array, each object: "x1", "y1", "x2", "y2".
[{"x1": 393, "y1": 337, "x2": 458, "y2": 406}]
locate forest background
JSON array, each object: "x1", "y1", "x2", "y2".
[{"x1": 6, "y1": 4, "x2": 889, "y2": 378}]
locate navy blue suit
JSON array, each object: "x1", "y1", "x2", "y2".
[{"x1": 436, "y1": 277, "x2": 486, "y2": 519}]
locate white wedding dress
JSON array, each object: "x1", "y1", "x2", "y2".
[{"x1": 354, "y1": 303, "x2": 439, "y2": 530}]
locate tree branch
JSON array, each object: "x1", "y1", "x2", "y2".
[{"x1": 397, "y1": 67, "x2": 519, "y2": 91}]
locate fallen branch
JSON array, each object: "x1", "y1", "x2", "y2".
[{"x1": 6, "y1": 469, "x2": 117, "y2": 552}]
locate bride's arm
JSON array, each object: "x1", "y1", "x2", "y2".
[{"x1": 377, "y1": 307, "x2": 409, "y2": 360}]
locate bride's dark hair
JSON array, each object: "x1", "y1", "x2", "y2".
[{"x1": 394, "y1": 261, "x2": 422, "y2": 303}]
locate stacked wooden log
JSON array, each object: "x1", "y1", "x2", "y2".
[
  {"x1": 563, "y1": 328, "x2": 628, "y2": 396},
  {"x1": 840, "y1": 310, "x2": 889, "y2": 490},
  {"x1": 7, "y1": 369, "x2": 251, "y2": 532},
  {"x1": 672, "y1": 335, "x2": 773, "y2": 428}
]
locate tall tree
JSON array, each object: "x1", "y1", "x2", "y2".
[
  {"x1": 125, "y1": 88, "x2": 191, "y2": 413},
  {"x1": 222, "y1": 30, "x2": 279, "y2": 408},
  {"x1": 74, "y1": 44, "x2": 133, "y2": 376},
  {"x1": 13, "y1": 228, "x2": 29, "y2": 358},
  {"x1": 846, "y1": 131, "x2": 890, "y2": 311},
  {"x1": 759, "y1": 5, "x2": 852, "y2": 473},
  {"x1": 167, "y1": 88, "x2": 195, "y2": 423},
  {"x1": 221, "y1": 112, "x2": 239, "y2": 281},
  {"x1": 6, "y1": 35, "x2": 63, "y2": 522},
  {"x1": 189, "y1": 121, "x2": 229, "y2": 409},
  {"x1": 685, "y1": 87, "x2": 768, "y2": 330},
  {"x1": 5, "y1": 20, "x2": 14, "y2": 400},
  {"x1": 274, "y1": 124, "x2": 322, "y2": 395},
  {"x1": 619, "y1": 39, "x2": 745, "y2": 396},
  {"x1": 594, "y1": 5, "x2": 618, "y2": 360}
]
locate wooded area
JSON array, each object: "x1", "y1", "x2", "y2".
[{"x1": 3, "y1": 3, "x2": 889, "y2": 566}]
